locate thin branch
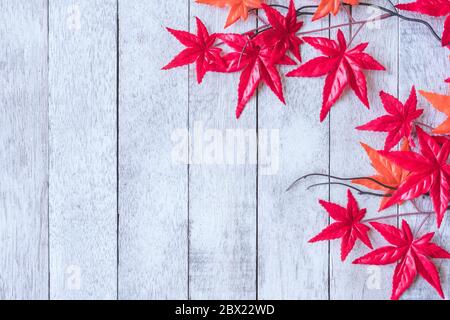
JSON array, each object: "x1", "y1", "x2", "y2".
[
  {"x1": 359, "y1": 2, "x2": 442, "y2": 42},
  {"x1": 363, "y1": 211, "x2": 434, "y2": 223},
  {"x1": 306, "y1": 182, "x2": 389, "y2": 197},
  {"x1": 286, "y1": 173, "x2": 396, "y2": 192},
  {"x1": 268, "y1": 2, "x2": 442, "y2": 43}
]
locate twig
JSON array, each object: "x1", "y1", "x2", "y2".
[
  {"x1": 306, "y1": 182, "x2": 389, "y2": 197},
  {"x1": 286, "y1": 173, "x2": 396, "y2": 192},
  {"x1": 363, "y1": 211, "x2": 434, "y2": 223}
]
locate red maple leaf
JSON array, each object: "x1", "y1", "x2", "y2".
[
  {"x1": 309, "y1": 189, "x2": 373, "y2": 261},
  {"x1": 443, "y1": 15, "x2": 450, "y2": 46},
  {"x1": 287, "y1": 29, "x2": 385, "y2": 122},
  {"x1": 260, "y1": 0, "x2": 304, "y2": 63},
  {"x1": 354, "y1": 220, "x2": 450, "y2": 300},
  {"x1": 396, "y1": 0, "x2": 450, "y2": 16},
  {"x1": 218, "y1": 33, "x2": 294, "y2": 118},
  {"x1": 356, "y1": 87, "x2": 423, "y2": 151},
  {"x1": 380, "y1": 127, "x2": 450, "y2": 227},
  {"x1": 163, "y1": 17, "x2": 224, "y2": 84}
]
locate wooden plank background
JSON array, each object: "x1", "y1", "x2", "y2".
[{"x1": 0, "y1": 0, "x2": 449, "y2": 299}]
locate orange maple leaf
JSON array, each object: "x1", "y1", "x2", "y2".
[
  {"x1": 312, "y1": 0, "x2": 360, "y2": 21},
  {"x1": 196, "y1": 0, "x2": 264, "y2": 28},
  {"x1": 419, "y1": 90, "x2": 450, "y2": 135},
  {"x1": 352, "y1": 142, "x2": 410, "y2": 210}
]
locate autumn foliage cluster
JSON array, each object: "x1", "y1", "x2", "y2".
[{"x1": 163, "y1": 0, "x2": 450, "y2": 300}]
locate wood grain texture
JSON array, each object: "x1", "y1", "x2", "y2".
[
  {"x1": 399, "y1": 11, "x2": 450, "y2": 300},
  {"x1": 49, "y1": 0, "x2": 117, "y2": 299},
  {"x1": 329, "y1": 1, "x2": 399, "y2": 299},
  {"x1": 258, "y1": 0, "x2": 329, "y2": 299},
  {"x1": 188, "y1": 4, "x2": 257, "y2": 299},
  {"x1": 0, "y1": 0, "x2": 48, "y2": 300},
  {"x1": 118, "y1": 0, "x2": 188, "y2": 299}
]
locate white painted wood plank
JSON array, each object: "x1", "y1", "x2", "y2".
[
  {"x1": 258, "y1": 0, "x2": 329, "y2": 299},
  {"x1": 0, "y1": 0, "x2": 48, "y2": 300},
  {"x1": 118, "y1": 0, "x2": 188, "y2": 299},
  {"x1": 329, "y1": 1, "x2": 398, "y2": 299},
  {"x1": 188, "y1": 4, "x2": 257, "y2": 299},
  {"x1": 49, "y1": 0, "x2": 117, "y2": 299},
  {"x1": 398, "y1": 10, "x2": 450, "y2": 300}
]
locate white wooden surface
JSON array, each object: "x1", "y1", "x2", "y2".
[
  {"x1": 49, "y1": 0, "x2": 117, "y2": 299},
  {"x1": 258, "y1": 0, "x2": 329, "y2": 300},
  {"x1": 0, "y1": 0, "x2": 449, "y2": 300},
  {"x1": 118, "y1": 0, "x2": 188, "y2": 299},
  {"x1": 0, "y1": 0, "x2": 48, "y2": 299}
]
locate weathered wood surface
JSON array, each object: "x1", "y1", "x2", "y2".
[
  {"x1": 0, "y1": 0, "x2": 48, "y2": 300},
  {"x1": 258, "y1": 0, "x2": 329, "y2": 300},
  {"x1": 0, "y1": 0, "x2": 449, "y2": 300},
  {"x1": 49, "y1": 0, "x2": 117, "y2": 299},
  {"x1": 118, "y1": 0, "x2": 188, "y2": 299},
  {"x1": 188, "y1": 3, "x2": 257, "y2": 300}
]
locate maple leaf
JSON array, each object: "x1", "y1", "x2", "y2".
[
  {"x1": 218, "y1": 33, "x2": 293, "y2": 118},
  {"x1": 260, "y1": 0, "x2": 304, "y2": 63},
  {"x1": 352, "y1": 142, "x2": 410, "y2": 210},
  {"x1": 380, "y1": 127, "x2": 450, "y2": 227},
  {"x1": 356, "y1": 87, "x2": 424, "y2": 151},
  {"x1": 287, "y1": 29, "x2": 385, "y2": 122},
  {"x1": 443, "y1": 15, "x2": 450, "y2": 46},
  {"x1": 309, "y1": 189, "x2": 373, "y2": 261},
  {"x1": 163, "y1": 17, "x2": 224, "y2": 84},
  {"x1": 196, "y1": 0, "x2": 264, "y2": 28},
  {"x1": 396, "y1": 0, "x2": 450, "y2": 17},
  {"x1": 354, "y1": 220, "x2": 450, "y2": 300},
  {"x1": 312, "y1": 0, "x2": 360, "y2": 21},
  {"x1": 420, "y1": 90, "x2": 450, "y2": 134}
]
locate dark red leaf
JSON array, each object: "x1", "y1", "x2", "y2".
[
  {"x1": 260, "y1": 0, "x2": 304, "y2": 63},
  {"x1": 218, "y1": 33, "x2": 286, "y2": 118}
]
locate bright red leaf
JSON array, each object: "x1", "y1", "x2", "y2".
[
  {"x1": 356, "y1": 87, "x2": 423, "y2": 151},
  {"x1": 380, "y1": 127, "x2": 450, "y2": 227},
  {"x1": 260, "y1": 0, "x2": 304, "y2": 63},
  {"x1": 444, "y1": 15, "x2": 450, "y2": 47},
  {"x1": 309, "y1": 189, "x2": 373, "y2": 261},
  {"x1": 287, "y1": 29, "x2": 385, "y2": 122},
  {"x1": 219, "y1": 33, "x2": 293, "y2": 118},
  {"x1": 354, "y1": 220, "x2": 450, "y2": 300},
  {"x1": 163, "y1": 17, "x2": 224, "y2": 84},
  {"x1": 396, "y1": 0, "x2": 450, "y2": 16}
]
